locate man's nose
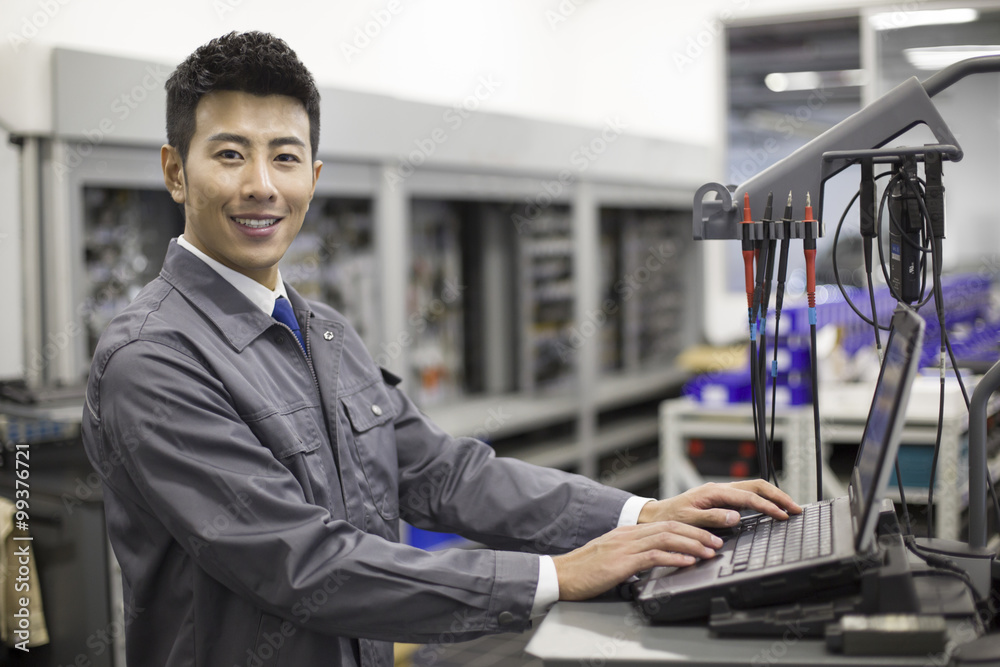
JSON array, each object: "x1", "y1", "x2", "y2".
[{"x1": 242, "y1": 157, "x2": 277, "y2": 201}]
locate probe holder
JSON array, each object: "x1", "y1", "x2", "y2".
[{"x1": 694, "y1": 77, "x2": 961, "y2": 241}]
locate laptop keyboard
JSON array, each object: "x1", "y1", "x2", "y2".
[{"x1": 719, "y1": 501, "x2": 833, "y2": 577}]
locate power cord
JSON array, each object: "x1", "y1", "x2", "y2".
[{"x1": 905, "y1": 535, "x2": 985, "y2": 612}]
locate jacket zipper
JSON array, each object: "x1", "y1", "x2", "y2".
[
  {"x1": 273, "y1": 319, "x2": 321, "y2": 391},
  {"x1": 280, "y1": 313, "x2": 351, "y2": 512},
  {"x1": 301, "y1": 315, "x2": 321, "y2": 392}
]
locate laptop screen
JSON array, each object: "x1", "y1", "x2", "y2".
[{"x1": 849, "y1": 306, "x2": 924, "y2": 552}]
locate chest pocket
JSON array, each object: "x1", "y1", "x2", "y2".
[
  {"x1": 340, "y1": 380, "x2": 400, "y2": 521},
  {"x1": 243, "y1": 406, "x2": 331, "y2": 509}
]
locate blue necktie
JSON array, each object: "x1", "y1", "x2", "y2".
[{"x1": 272, "y1": 296, "x2": 306, "y2": 353}]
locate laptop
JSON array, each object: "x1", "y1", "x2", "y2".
[{"x1": 633, "y1": 304, "x2": 925, "y2": 622}]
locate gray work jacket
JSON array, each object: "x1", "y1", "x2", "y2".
[{"x1": 81, "y1": 240, "x2": 631, "y2": 667}]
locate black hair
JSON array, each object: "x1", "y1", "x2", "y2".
[{"x1": 165, "y1": 31, "x2": 320, "y2": 163}]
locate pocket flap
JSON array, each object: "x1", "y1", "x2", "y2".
[
  {"x1": 340, "y1": 380, "x2": 396, "y2": 432},
  {"x1": 244, "y1": 407, "x2": 323, "y2": 458}
]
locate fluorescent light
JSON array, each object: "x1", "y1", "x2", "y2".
[
  {"x1": 870, "y1": 8, "x2": 978, "y2": 31},
  {"x1": 764, "y1": 69, "x2": 867, "y2": 93},
  {"x1": 904, "y1": 46, "x2": 1000, "y2": 70}
]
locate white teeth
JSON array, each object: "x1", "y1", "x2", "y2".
[{"x1": 234, "y1": 217, "x2": 278, "y2": 228}]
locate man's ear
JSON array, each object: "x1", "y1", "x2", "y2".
[
  {"x1": 310, "y1": 159, "x2": 323, "y2": 200},
  {"x1": 161, "y1": 144, "x2": 186, "y2": 204}
]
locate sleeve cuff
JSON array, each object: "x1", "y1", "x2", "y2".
[
  {"x1": 531, "y1": 555, "x2": 560, "y2": 618},
  {"x1": 618, "y1": 496, "x2": 655, "y2": 527}
]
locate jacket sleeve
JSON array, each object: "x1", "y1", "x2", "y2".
[
  {"x1": 389, "y1": 380, "x2": 634, "y2": 554},
  {"x1": 86, "y1": 339, "x2": 538, "y2": 643}
]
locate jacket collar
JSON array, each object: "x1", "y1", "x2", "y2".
[{"x1": 159, "y1": 239, "x2": 313, "y2": 352}]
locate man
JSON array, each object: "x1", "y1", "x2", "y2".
[{"x1": 81, "y1": 31, "x2": 800, "y2": 667}]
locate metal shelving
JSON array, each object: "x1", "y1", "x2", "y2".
[
  {"x1": 518, "y1": 206, "x2": 576, "y2": 393},
  {"x1": 81, "y1": 186, "x2": 183, "y2": 357},
  {"x1": 281, "y1": 197, "x2": 379, "y2": 351},
  {"x1": 408, "y1": 200, "x2": 466, "y2": 406}
]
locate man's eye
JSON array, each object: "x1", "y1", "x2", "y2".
[
  {"x1": 275, "y1": 153, "x2": 300, "y2": 163},
  {"x1": 218, "y1": 150, "x2": 242, "y2": 160}
]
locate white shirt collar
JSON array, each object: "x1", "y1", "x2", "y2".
[{"x1": 176, "y1": 235, "x2": 288, "y2": 315}]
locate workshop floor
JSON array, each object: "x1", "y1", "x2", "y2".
[{"x1": 401, "y1": 625, "x2": 542, "y2": 667}]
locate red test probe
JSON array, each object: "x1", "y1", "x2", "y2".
[{"x1": 804, "y1": 192, "x2": 818, "y2": 308}]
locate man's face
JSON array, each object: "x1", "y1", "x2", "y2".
[{"x1": 161, "y1": 90, "x2": 322, "y2": 289}]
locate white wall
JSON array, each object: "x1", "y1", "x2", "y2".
[{"x1": 0, "y1": 0, "x2": 886, "y2": 149}]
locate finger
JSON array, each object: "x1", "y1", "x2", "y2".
[
  {"x1": 729, "y1": 488, "x2": 792, "y2": 519},
  {"x1": 681, "y1": 507, "x2": 742, "y2": 528},
  {"x1": 618, "y1": 520, "x2": 720, "y2": 546},
  {"x1": 731, "y1": 480, "x2": 802, "y2": 515},
  {"x1": 655, "y1": 520, "x2": 725, "y2": 548},
  {"x1": 638, "y1": 550, "x2": 699, "y2": 571},
  {"x1": 618, "y1": 520, "x2": 721, "y2": 548},
  {"x1": 636, "y1": 525, "x2": 721, "y2": 559}
]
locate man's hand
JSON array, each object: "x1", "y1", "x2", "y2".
[
  {"x1": 550, "y1": 480, "x2": 801, "y2": 602},
  {"x1": 551, "y1": 521, "x2": 723, "y2": 601},
  {"x1": 638, "y1": 480, "x2": 802, "y2": 528}
]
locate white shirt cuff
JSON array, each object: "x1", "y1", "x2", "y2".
[
  {"x1": 532, "y1": 497, "x2": 656, "y2": 616},
  {"x1": 531, "y1": 555, "x2": 560, "y2": 618},
  {"x1": 618, "y1": 496, "x2": 655, "y2": 527}
]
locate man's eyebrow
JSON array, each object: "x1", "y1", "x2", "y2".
[
  {"x1": 206, "y1": 132, "x2": 250, "y2": 146},
  {"x1": 205, "y1": 133, "x2": 306, "y2": 150},
  {"x1": 269, "y1": 136, "x2": 307, "y2": 149}
]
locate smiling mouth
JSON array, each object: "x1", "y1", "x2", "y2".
[{"x1": 232, "y1": 217, "x2": 281, "y2": 229}]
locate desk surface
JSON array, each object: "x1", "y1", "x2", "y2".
[{"x1": 526, "y1": 601, "x2": 964, "y2": 667}]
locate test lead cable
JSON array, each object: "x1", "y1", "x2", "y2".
[
  {"x1": 744, "y1": 194, "x2": 768, "y2": 481},
  {"x1": 741, "y1": 192, "x2": 756, "y2": 317},
  {"x1": 759, "y1": 193, "x2": 777, "y2": 484},
  {"x1": 741, "y1": 194, "x2": 764, "y2": 465},
  {"x1": 859, "y1": 160, "x2": 883, "y2": 360},
  {"x1": 758, "y1": 196, "x2": 779, "y2": 413},
  {"x1": 749, "y1": 193, "x2": 775, "y2": 483},
  {"x1": 804, "y1": 192, "x2": 823, "y2": 502},
  {"x1": 768, "y1": 192, "x2": 793, "y2": 462}
]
